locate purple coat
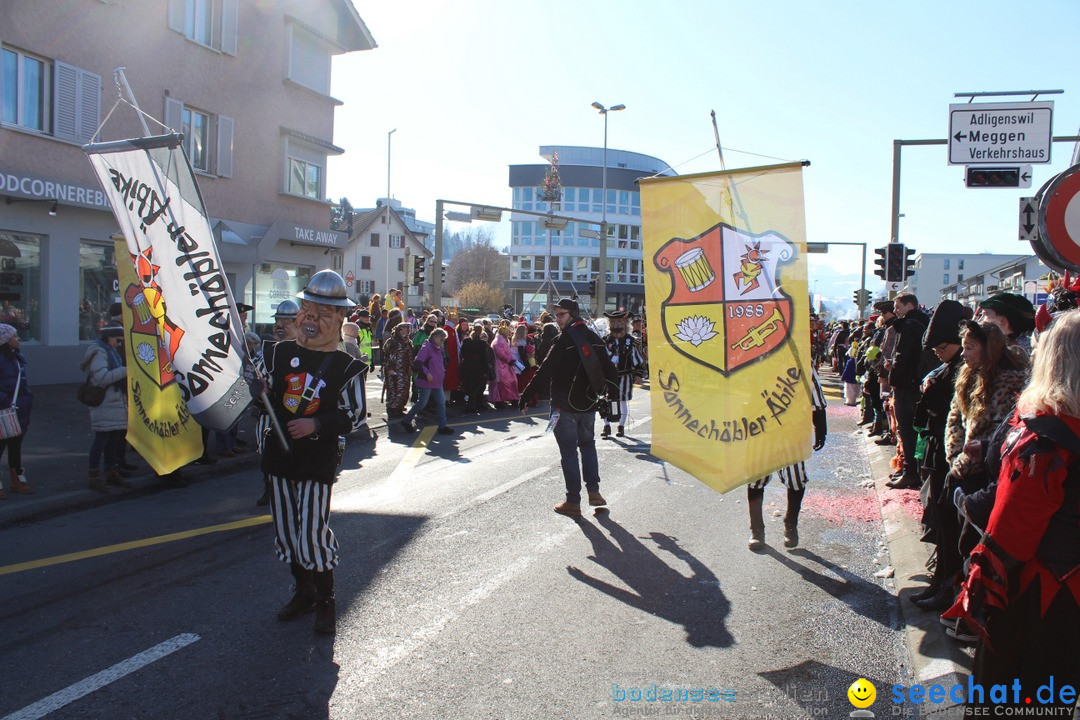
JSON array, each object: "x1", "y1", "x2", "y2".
[{"x1": 414, "y1": 340, "x2": 446, "y2": 389}]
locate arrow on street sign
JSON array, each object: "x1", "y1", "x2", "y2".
[{"x1": 1019, "y1": 197, "x2": 1037, "y2": 242}]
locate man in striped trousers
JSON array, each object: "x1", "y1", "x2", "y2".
[
  {"x1": 747, "y1": 367, "x2": 827, "y2": 551},
  {"x1": 254, "y1": 271, "x2": 367, "y2": 635}
]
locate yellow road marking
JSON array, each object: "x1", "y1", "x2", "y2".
[
  {"x1": 387, "y1": 425, "x2": 437, "y2": 482},
  {"x1": 0, "y1": 515, "x2": 271, "y2": 576}
]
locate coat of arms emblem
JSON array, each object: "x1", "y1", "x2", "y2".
[{"x1": 654, "y1": 222, "x2": 796, "y2": 375}]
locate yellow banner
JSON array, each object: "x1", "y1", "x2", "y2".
[
  {"x1": 641, "y1": 163, "x2": 812, "y2": 494},
  {"x1": 116, "y1": 236, "x2": 204, "y2": 474}
]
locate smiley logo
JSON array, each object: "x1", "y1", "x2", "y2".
[{"x1": 847, "y1": 678, "x2": 876, "y2": 709}]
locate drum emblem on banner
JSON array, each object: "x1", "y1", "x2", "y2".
[
  {"x1": 654, "y1": 222, "x2": 796, "y2": 375},
  {"x1": 124, "y1": 282, "x2": 177, "y2": 387}
]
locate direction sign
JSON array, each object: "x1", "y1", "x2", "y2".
[
  {"x1": 948, "y1": 102, "x2": 1053, "y2": 166},
  {"x1": 1019, "y1": 197, "x2": 1037, "y2": 241}
]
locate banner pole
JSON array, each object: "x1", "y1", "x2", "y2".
[{"x1": 115, "y1": 67, "x2": 151, "y2": 137}]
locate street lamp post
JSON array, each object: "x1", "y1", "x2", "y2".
[
  {"x1": 385, "y1": 128, "x2": 396, "y2": 295},
  {"x1": 592, "y1": 101, "x2": 625, "y2": 316}
]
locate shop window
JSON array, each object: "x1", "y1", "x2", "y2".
[
  {"x1": 78, "y1": 241, "x2": 119, "y2": 341},
  {"x1": 248, "y1": 263, "x2": 312, "y2": 331},
  {"x1": 0, "y1": 233, "x2": 41, "y2": 341}
]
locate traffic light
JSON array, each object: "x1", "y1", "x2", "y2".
[
  {"x1": 852, "y1": 290, "x2": 862, "y2": 305},
  {"x1": 873, "y1": 246, "x2": 888, "y2": 280},
  {"x1": 412, "y1": 256, "x2": 425, "y2": 286},
  {"x1": 903, "y1": 246, "x2": 916, "y2": 281},
  {"x1": 965, "y1": 167, "x2": 1021, "y2": 188},
  {"x1": 886, "y1": 243, "x2": 905, "y2": 283}
]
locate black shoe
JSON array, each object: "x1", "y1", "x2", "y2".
[
  {"x1": 616, "y1": 425, "x2": 625, "y2": 437},
  {"x1": 400, "y1": 420, "x2": 417, "y2": 433},
  {"x1": 277, "y1": 585, "x2": 318, "y2": 621},
  {"x1": 601, "y1": 424, "x2": 611, "y2": 438},
  {"x1": 160, "y1": 472, "x2": 189, "y2": 488},
  {"x1": 874, "y1": 435, "x2": 896, "y2": 446},
  {"x1": 913, "y1": 586, "x2": 954, "y2": 611},
  {"x1": 909, "y1": 584, "x2": 941, "y2": 604},
  {"x1": 783, "y1": 523, "x2": 799, "y2": 548},
  {"x1": 314, "y1": 597, "x2": 336, "y2": 635},
  {"x1": 885, "y1": 476, "x2": 921, "y2": 490},
  {"x1": 256, "y1": 488, "x2": 270, "y2": 507},
  {"x1": 437, "y1": 426, "x2": 454, "y2": 435},
  {"x1": 192, "y1": 455, "x2": 217, "y2": 466}
]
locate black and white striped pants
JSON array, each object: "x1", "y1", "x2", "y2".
[
  {"x1": 268, "y1": 476, "x2": 338, "y2": 572},
  {"x1": 748, "y1": 462, "x2": 808, "y2": 491}
]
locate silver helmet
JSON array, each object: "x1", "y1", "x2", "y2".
[
  {"x1": 296, "y1": 270, "x2": 355, "y2": 308},
  {"x1": 273, "y1": 299, "x2": 300, "y2": 320}
]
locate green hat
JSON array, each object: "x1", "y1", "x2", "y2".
[{"x1": 979, "y1": 292, "x2": 1035, "y2": 335}]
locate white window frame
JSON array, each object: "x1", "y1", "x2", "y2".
[
  {"x1": 285, "y1": 24, "x2": 332, "y2": 96},
  {"x1": 3, "y1": 46, "x2": 101, "y2": 145},
  {"x1": 165, "y1": 97, "x2": 233, "y2": 177},
  {"x1": 288, "y1": 157, "x2": 321, "y2": 199},
  {"x1": 389, "y1": 234, "x2": 403, "y2": 249},
  {"x1": 181, "y1": 106, "x2": 211, "y2": 172},
  {"x1": 2, "y1": 46, "x2": 50, "y2": 133},
  {"x1": 359, "y1": 279, "x2": 375, "y2": 294},
  {"x1": 167, "y1": 0, "x2": 238, "y2": 55}
]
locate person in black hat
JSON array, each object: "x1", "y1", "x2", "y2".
[
  {"x1": 236, "y1": 303, "x2": 254, "y2": 332},
  {"x1": 907, "y1": 300, "x2": 972, "y2": 606},
  {"x1": 519, "y1": 298, "x2": 618, "y2": 516},
  {"x1": 978, "y1": 292, "x2": 1035, "y2": 354},
  {"x1": 600, "y1": 310, "x2": 644, "y2": 438}
]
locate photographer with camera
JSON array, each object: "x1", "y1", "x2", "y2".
[{"x1": 519, "y1": 299, "x2": 618, "y2": 517}]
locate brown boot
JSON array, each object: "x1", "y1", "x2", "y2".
[
  {"x1": 553, "y1": 500, "x2": 582, "y2": 517},
  {"x1": 8, "y1": 467, "x2": 32, "y2": 494},
  {"x1": 88, "y1": 469, "x2": 108, "y2": 494},
  {"x1": 106, "y1": 466, "x2": 132, "y2": 488}
]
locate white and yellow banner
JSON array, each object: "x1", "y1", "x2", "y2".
[
  {"x1": 641, "y1": 163, "x2": 812, "y2": 494},
  {"x1": 115, "y1": 236, "x2": 204, "y2": 475},
  {"x1": 85, "y1": 133, "x2": 249, "y2": 431}
]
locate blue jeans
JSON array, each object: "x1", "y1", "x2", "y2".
[
  {"x1": 404, "y1": 386, "x2": 447, "y2": 428},
  {"x1": 552, "y1": 409, "x2": 599, "y2": 502},
  {"x1": 89, "y1": 430, "x2": 124, "y2": 471}
]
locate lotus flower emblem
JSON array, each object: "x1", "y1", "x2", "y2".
[
  {"x1": 136, "y1": 341, "x2": 156, "y2": 365},
  {"x1": 674, "y1": 315, "x2": 718, "y2": 347}
]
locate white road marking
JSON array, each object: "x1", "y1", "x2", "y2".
[{"x1": 1, "y1": 633, "x2": 200, "y2": 720}]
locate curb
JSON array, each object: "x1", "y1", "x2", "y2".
[{"x1": 860, "y1": 421, "x2": 972, "y2": 713}]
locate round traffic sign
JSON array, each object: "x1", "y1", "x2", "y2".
[{"x1": 1038, "y1": 162, "x2": 1080, "y2": 270}]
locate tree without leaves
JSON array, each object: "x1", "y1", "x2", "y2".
[
  {"x1": 445, "y1": 239, "x2": 510, "y2": 296},
  {"x1": 457, "y1": 281, "x2": 507, "y2": 314}
]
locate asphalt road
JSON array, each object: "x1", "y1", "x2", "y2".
[{"x1": 1, "y1": 384, "x2": 914, "y2": 720}]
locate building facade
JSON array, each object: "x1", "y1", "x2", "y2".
[
  {"x1": 0, "y1": 0, "x2": 375, "y2": 383},
  {"x1": 344, "y1": 202, "x2": 432, "y2": 308},
  {"x1": 506, "y1": 146, "x2": 674, "y2": 316},
  {"x1": 941, "y1": 254, "x2": 1053, "y2": 309},
  {"x1": 901, "y1": 252, "x2": 1025, "y2": 304}
]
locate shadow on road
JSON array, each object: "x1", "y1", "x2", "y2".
[
  {"x1": 764, "y1": 546, "x2": 898, "y2": 629},
  {"x1": 756, "y1": 658, "x2": 892, "y2": 716},
  {"x1": 566, "y1": 513, "x2": 734, "y2": 648}
]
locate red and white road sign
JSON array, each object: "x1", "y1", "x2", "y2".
[
  {"x1": 1038, "y1": 163, "x2": 1080, "y2": 269},
  {"x1": 345, "y1": 270, "x2": 354, "y2": 288}
]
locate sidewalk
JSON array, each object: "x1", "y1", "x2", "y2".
[
  {"x1": 819, "y1": 369, "x2": 972, "y2": 714},
  {"x1": 0, "y1": 377, "x2": 398, "y2": 529}
]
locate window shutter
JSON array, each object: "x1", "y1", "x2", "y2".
[
  {"x1": 164, "y1": 96, "x2": 184, "y2": 134},
  {"x1": 220, "y1": 0, "x2": 238, "y2": 56},
  {"x1": 216, "y1": 114, "x2": 233, "y2": 177},
  {"x1": 77, "y1": 68, "x2": 101, "y2": 143},
  {"x1": 54, "y1": 62, "x2": 79, "y2": 142},
  {"x1": 167, "y1": 0, "x2": 184, "y2": 33}
]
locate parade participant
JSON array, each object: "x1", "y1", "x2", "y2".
[
  {"x1": 80, "y1": 323, "x2": 129, "y2": 493},
  {"x1": 600, "y1": 310, "x2": 644, "y2": 438},
  {"x1": 254, "y1": 270, "x2": 367, "y2": 635},
  {"x1": 253, "y1": 300, "x2": 300, "y2": 505},
  {"x1": 488, "y1": 322, "x2": 519, "y2": 409},
  {"x1": 401, "y1": 328, "x2": 453, "y2": 435},
  {"x1": 943, "y1": 310, "x2": 1080, "y2": 713},
  {"x1": 746, "y1": 367, "x2": 827, "y2": 550},
  {"x1": 382, "y1": 312, "x2": 413, "y2": 419},
  {"x1": 519, "y1": 299, "x2": 618, "y2": 517},
  {"x1": 272, "y1": 299, "x2": 300, "y2": 342},
  {"x1": 353, "y1": 310, "x2": 374, "y2": 363}
]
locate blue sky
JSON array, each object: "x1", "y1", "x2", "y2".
[{"x1": 328, "y1": 0, "x2": 1080, "y2": 299}]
